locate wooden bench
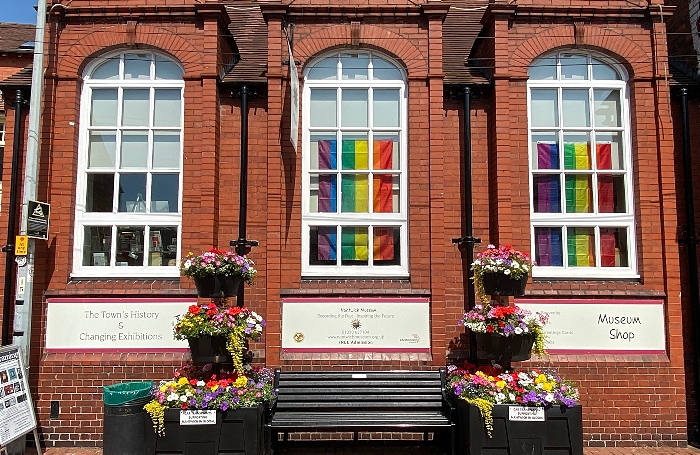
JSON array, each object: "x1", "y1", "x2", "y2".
[{"x1": 267, "y1": 369, "x2": 456, "y2": 455}]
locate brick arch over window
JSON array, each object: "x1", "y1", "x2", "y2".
[
  {"x1": 509, "y1": 25, "x2": 651, "y2": 79},
  {"x1": 294, "y1": 24, "x2": 427, "y2": 78},
  {"x1": 59, "y1": 24, "x2": 202, "y2": 79}
]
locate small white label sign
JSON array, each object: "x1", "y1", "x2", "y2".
[
  {"x1": 180, "y1": 410, "x2": 217, "y2": 425},
  {"x1": 509, "y1": 406, "x2": 545, "y2": 422}
]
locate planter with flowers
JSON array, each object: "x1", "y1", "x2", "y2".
[
  {"x1": 459, "y1": 304, "x2": 548, "y2": 363},
  {"x1": 181, "y1": 248, "x2": 257, "y2": 298},
  {"x1": 447, "y1": 364, "x2": 582, "y2": 455},
  {"x1": 144, "y1": 363, "x2": 275, "y2": 455},
  {"x1": 472, "y1": 244, "x2": 534, "y2": 303},
  {"x1": 174, "y1": 303, "x2": 265, "y2": 373}
]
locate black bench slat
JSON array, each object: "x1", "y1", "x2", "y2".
[
  {"x1": 276, "y1": 393, "x2": 442, "y2": 402},
  {"x1": 274, "y1": 386, "x2": 438, "y2": 394},
  {"x1": 277, "y1": 371, "x2": 440, "y2": 379},
  {"x1": 277, "y1": 379, "x2": 442, "y2": 387}
]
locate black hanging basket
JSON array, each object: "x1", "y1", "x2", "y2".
[
  {"x1": 188, "y1": 336, "x2": 234, "y2": 363},
  {"x1": 193, "y1": 275, "x2": 242, "y2": 298},
  {"x1": 481, "y1": 273, "x2": 528, "y2": 296},
  {"x1": 475, "y1": 332, "x2": 535, "y2": 362}
]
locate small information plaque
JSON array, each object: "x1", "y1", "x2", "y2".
[
  {"x1": 508, "y1": 406, "x2": 545, "y2": 422},
  {"x1": 180, "y1": 410, "x2": 217, "y2": 425}
]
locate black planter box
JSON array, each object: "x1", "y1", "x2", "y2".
[
  {"x1": 475, "y1": 332, "x2": 535, "y2": 362},
  {"x1": 193, "y1": 275, "x2": 242, "y2": 298},
  {"x1": 149, "y1": 406, "x2": 266, "y2": 455},
  {"x1": 188, "y1": 336, "x2": 234, "y2": 364},
  {"x1": 481, "y1": 273, "x2": 528, "y2": 296},
  {"x1": 457, "y1": 401, "x2": 583, "y2": 455},
  {"x1": 154, "y1": 408, "x2": 222, "y2": 455}
]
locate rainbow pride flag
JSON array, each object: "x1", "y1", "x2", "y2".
[
  {"x1": 565, "y1": 175, "x2": 591, "y2": 213},
  {"x1": 597, "y1": 143, "x2": 612, "y2": 170},
  {"x1": 373, "y1": 227, "x2": 395, "y2": 261},
  {"x1": 598, "y1": 175, "x2": 614, "y2": 212},
  {"x1": 537, "y1": 142, "x2": 559, "y2": 169},
  {"x1": 535, "y1": 175, "x2": 560, "y2": 213},
  {"x1": 564, "y1": 142, "x2": 590, "y2": 170},
  {"x1": 318, "y1": 140, "x2": 338, "y2": 170},
  {"x1": 342, "y1": 175, "x2": 368, "y2": 212},
  {"x1": 342, "y1": 139, "x2": 368, "y2": 170},
  {"x1": 318, "y1": 175, "x2": 337, "y2": 212},
  {"x1": 567, "y1": 228, "x2": 594, "y2": 266},
  {"x1": 374, "y1": 140, "x2": 393, "y2": 170},
  {"x1": 536, "y1": 228, "x2": 563, "y2": 266},
  {"x1": 317, "y1": 226, "x2": 337, "y2": 261},
  {"x1": 342, "y1": 227, "x2": 368, "y2": 261},
  {"x1": 600, "y1": 230, "x2": 616, "y2": 267}
]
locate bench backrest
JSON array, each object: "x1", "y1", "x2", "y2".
[{"x1": 273, "y1": 369, "x2": 447, "y2": 413}]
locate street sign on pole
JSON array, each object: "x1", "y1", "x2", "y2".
[{"x1": 26, "y1": 201, "x2": 49, "y2": 240}]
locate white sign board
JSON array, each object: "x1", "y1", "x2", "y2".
[
  {"x1": 282, "y1": 298, "x2": 430, "y2": 353},
  {"x1": 180, "y1": 410, "x2": 217, "y2": 425},
  {"x1": 0, "y1": 345, "x2": 37, "y2": 446},
  {"x1": 516, "y1": 299, "x2": 666, "y2": 354},
  {"x1": 46, "y1": 298, "x2": 193, "y2": 352},
  {"x1": 288, "y1": 41, "x2": 299, "y2": 151},
  {"x1": 509, "y1": 406, "x2": 545, "y2": 422}
]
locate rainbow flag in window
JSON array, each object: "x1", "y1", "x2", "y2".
[
  {"x1": 565, "y1": 175, "x2": 591, "y2": 213},
  {"x1": 342, "y1": 175, "x2": 369, "y2": 212},
  {"x1": 373, "y1": 227, "x2": 395, "y2": 261},
  {"x1": 564, "y1": 142, "x2": 590, "y2": 170},
  {"x1": 536, "y1": 227, "x2": 563, "y2": 266},
  {"x1": 342, "y1": 139, "x2": 368, "y2": 170},
  {"x1": 537, "y1": 142, "x2": 559, "y2": 169},
  {"x1": 341, "y1": 227, "x2": 368, "y2": 261},
  {"x1": 317, "y1": 226, "x2": 337, "y2": 261},
  {"x1": 567, "y1": 228, "x2": 594, "y2": 266}
]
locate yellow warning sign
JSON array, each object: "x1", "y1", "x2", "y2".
[{"x1": 15, "y1": 235, "x2": 28, "y2": 256}]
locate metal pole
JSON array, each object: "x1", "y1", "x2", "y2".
[
  {"x1": 1, "y1": 90, "x2": 24, "y2": 346},
  {"x1": 13, "y1": 0, "x2": 47, "y2": 364},
  {"x1": 680, "y1": 87, "x2": 700, "y2": 442},
  {"x1": 235, "y1": 86, "x2": 249, "y2": 308}
]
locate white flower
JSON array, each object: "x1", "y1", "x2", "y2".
[
  {"x1": 185, "y1": 391, "x2": 192, "y2": 397},
  {"x1": 514, "y1": 327, "x2": 523, "y2": 335},
  {"x1": 496, "y1": 393, "x2": 506, "y2": 403},
  {"x1": 184, "y1": 259, "x2": 192, "y2": 269},
  {"x1": 166, "y1": 393, "x2": 179, "y2": 402},
  {"x1": 197, "y1": 380, "x2": 205, "y2": 387},
  {"x1": 180, "y1": 395, "x2": 187, "y2": 402},
  {"x1": 256, "y1": 314, "x2": 263, "y2": 322},
  {"x1": 255, "y1": 324, "x2": 262, "y2": 332},
  {"x1": 545, "y1": 393, "x2": 555, "y2": 403},
  {"x1": 509, "y1": 393, "x2": 516, "y2": 401},
  {"x1": 503, "y1": 269, "x2": 511, "y2": 275},
  {"x1": 247, "y1": 317, "x2": 255, "y2": 325}
]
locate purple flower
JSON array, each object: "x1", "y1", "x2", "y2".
[{"x1": 221, "y1": 401, "x2": 229, "y2": 411}]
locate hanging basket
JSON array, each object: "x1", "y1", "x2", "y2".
[
  {"x1": 475, "y1": 332, "x2": 535, "y2": 362},
  {"x1": 481, "y1": 273, "x2": 528, "y2": 296},
  {"x1": 188, "y1": 336, "x2": 234, "y2": 363},
  {"x1": 193, "y1": 275, "x2": 242, "y2": 298}
]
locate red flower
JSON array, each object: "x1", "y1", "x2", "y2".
[
  {"x1": 188, "y1": 305, "x2": 201, "y2": 315},
  {"x1": 181, "y1": 403, "x2": 188, "y2": 409},
  {"x1": 486, "y1": 325, "x2": 494, "y2": 333}
]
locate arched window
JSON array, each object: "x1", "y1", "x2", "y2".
[
  {"x1": 302, "y1": 51, "x2": 408, "y2": 277},
  {"x1": 528, "y1": 51, "x2": 637, "y2": 278},
  {"x1": 73, "y1": 51, "x2": 184, "y2": 277}
]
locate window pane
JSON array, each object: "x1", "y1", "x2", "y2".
[
  {"x1": 91, "y1": 59, "x2": 119, "y2": 80},
  {"x1": 86, "y1": 174, "x2": 114, "y2": 212},
  {"x1": 153, "y1": 133, "x2": 181, "y2": 169},
  {"x1": 341, "y1": 174, "x2": 369, "y2": 213},
  {"x1": 309, "y1": 226, "x2": 337, "y2": 265},
  {"x1": 373, "y1": 135, "x2": 399, "y2": 170},
  {"x1": 124, "y1": 54, "x2": 151, "y2": 80},
  {"x1": 341, "y1": 134, "x2": 369, "y2": 170},
  {"x1": 530, "y1": 89, "x2": 558, "y2": 127},
  {"x1": 598, "y1": 174, "x2": 626, "y2": 213},
  {"x1": 155, "y1": 57, "x2": 183, "y2": 80},
  {"x1": 532, "y1": 133, "x2": 559, "y2": 170},
  {"x1": 341, "y1": 90, "x2": 368, "y2": 128},
  {"x1": 528, "y1": 56, "x2": 556, "y2": 80},
  {"x1": 310, "y1": 89, "x2": 337, "y2": 128},
  {"x1": 561, "y1": 54, "x2": 588, "y2": 80},
  {"x1": 116, "y1": 226, "x2": 145, "y2": 266},
  {"x1": 567, "y1": 227, "x2": 595, "y2": 266},
  {"x1": 151, "y1": 174, "x2": 179, "y2": 213},
  {"x1": 310, "y1": 174, "x2": 337, "y2": 213},
  {"x1": 154, "y1": 89, "x2": 181, "y2": 127},
  {"x1": 120, "y1": 132, "x2": 148, "y2": 168},
  {"x1": 562, "y1": 89, "x2": 590, "y2": 127},
  {"x1": 565, "y1": 175, "x2": 593, "y2": 213},
  {"x1": 307, "y1": 57, "x2": 337, "y2": 80},
  {"x1": 594, "y1": 89, "x2": 621, "y2": 127},
  {"x1": 600, "y1": 227, "x2": 628, "y2": 267},
  {"x1": 310, "y1": 134, "x2": 338, "y2": 170},
  {"x1": 88, "y1": 132, "x2": 116, "y2": 168},
  {"x1": 372, "y1": 58, "x2": 402, "y2": 81},
  {"x1": 90, "y1": 89, "x2": 118, "y2": 126},
  {"x1": 341, "y1": 226, "x2": 369, "y2": 265},
  {"x1": 535, "y1": 227, "x2": 563, "y2": 266},
  {"x1": 373, "y1": 226, "x2": 400, "y2": 265},
  {"x1": 83, "y1": 226, "x2": 112, "y2": 266},
  {"x1": 122, "y1": 89, "x2": 150, "y2": 127},
  {"x1": 148, "y1": 226, "x2": 178, "y2": 266},
  {"x1": 373, "y1": 174, "x2": 399, "y2": 213},
  {"x1": 595, "y1": 133, "x2": 624, "y2": 170},
  {"x1": 592, "y1": 58, "x2": 620, "y2": 80},
  {"x1": 118, "y1": 174, "x2": 147, "y2": 212},
  {"x1": 532, "y1": 175, "x2": 561, "y2": 213},
  {"x1": 563, "y1": 133, "x2": 590, "y2": 170},
  {"x1": 373, "y1": 89, "x2": 400, "y2": 128},
  {"x1": 341, "y1": 54, "x2": 369, "y2": 80}
]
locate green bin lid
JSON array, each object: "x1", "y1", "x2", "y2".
[{"x1": 103, "y1": 381, "x2": 154, "y2": 406}]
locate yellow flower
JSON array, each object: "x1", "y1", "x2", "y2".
[
  {"x1": 496, "y1": 380, "x2": 506, "y2": 390},
  {"x1": 542, "y1": 382, "x2": 553, "y2": 391},
  {"x1": 535, "y1": 374, "x2": 547, "y2": 384},
  {"x1": 235, "y1": 376, "x2": 248, "y2": 388},
  {"x1": 177, "y1": 377, "x2": 188, "y2": 386}
]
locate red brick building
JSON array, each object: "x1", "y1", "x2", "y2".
[{"x1": 0, "y1": 0, "x2": 692, "y2": 448}]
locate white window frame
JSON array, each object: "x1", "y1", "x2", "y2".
[
  {"x1": 72, "y1": 51, "x2": 184, "y2": 278},
  {"x1": 301, "y1": 50, "x2": 409, "y2": 278},
  {"x1": 527, "y1": 51, "x2": 638, "y2": 279}
]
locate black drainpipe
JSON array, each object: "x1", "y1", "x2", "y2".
[
  {"x1": 451, "y1": 87, "x2": 481, "y2": 363},
  {"x1": 2, "y1": 90, "x2": 25, "y2": 345},
  {"x1": 680, "y1": 87, "x2": 700, "y2": 441},
  {"x1": 231, "y1": 85, "x2": 258, "y2": 308}
]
